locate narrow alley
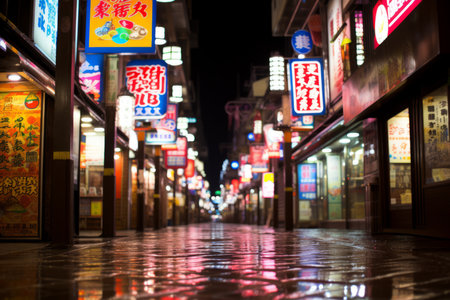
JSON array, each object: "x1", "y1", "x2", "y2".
[{"x1": 1, "y1": 223, "x2": 450, "y2": 299}]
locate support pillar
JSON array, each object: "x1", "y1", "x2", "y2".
[
  {"x1": 271, "y1": 158, "x2": 279, "y2": 229},
  {"x1": 153, "y1": 146, "x2": 161, "y2": 230},
  {"x1": 256, "y1": 187, "x2": 260, "y2": 225},
  {"x1": 136, "y1": 132, "x2": 145, "y2": 232},
  {"x1": 283, "y1": 130, "x2": 294, "y2": 231},
  {"x1": 51, "y1": 0, "x2": 77, "y2": 245},
  {"x1": 172, "y1": 171, "x2": 177, "y2": 226}
]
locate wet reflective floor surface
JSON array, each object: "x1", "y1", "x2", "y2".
[{"x1": 1, "y1": 223, "x2": 450, "y2": 299}]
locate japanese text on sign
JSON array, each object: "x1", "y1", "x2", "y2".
[
  {"x1": 289, "y1": 59, "x2": 325, "y2": 116},
  {"x1": 297, "y1": 163, "x2": 317, "y2": 200}
]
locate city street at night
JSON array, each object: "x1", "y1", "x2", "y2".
[{"x1": 2, "y1": 223, "x2": 450, "y2": 299}]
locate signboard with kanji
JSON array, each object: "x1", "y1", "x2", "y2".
[
  {"x1": 85, "y1": 0, "x2": 156, "y2": 53},
  {"x1": 33, "y1": 0, "x2": 58, "y2": 62},
  {"x1": 291, "y1": 30, "x2": 313, "y2": 55},
  {"x1": 145, "y1": 104, "x2": 177, "y2": 145},
  {"x1": 249, "y1": 144, "x2": 269, "y2": 173},
  {"x1": 165, "y1": 137, "x2": 187, "y2": 169},
  {"x1": 288, "y1": 58, "x2": 326, "y2": 116},
  {"x1": 297, "y1": 163, "x2": 317, "y2": 200},
  {"x1": 126, "y1": 59, "x2": 168, "y2": 119},
  {"x1": 0, "y1": 91, "x2": 43, "y2": 238},
  {"x1": 79, "y1": 53, "x2": 104, "y2": 104},
  {"x1": 262, "y1": 172, "x2": 274, "y2": 198}
]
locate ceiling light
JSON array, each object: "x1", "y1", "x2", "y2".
[
  {"x1": 81, "y1": 123, "x2": 92, "y2": 128},
  {"x1": 347, "y1": 132, "x2": 360, "y2": 138},
  {"x1": 162, "y1": 46, "x2": 182, "y2": 66},
  {"x1": 81, "y1": 116, "x2": 93, "y2": 123},
  {"x1": 8, "y1": 74, "x2": 21, "y2": 81},
  {"x1": 322, "y1": 148, "x2": 332, "y2": 153},
  {"x1": 94, "y1": 127, "x2": 105, "y2": 132},
  {"x1": 339, "y1": 138, "x2": 351, "y2": 144}
]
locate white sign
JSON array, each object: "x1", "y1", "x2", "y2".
[{"x1": 33, "y1": 0, "x2": 59, "y2": 63}]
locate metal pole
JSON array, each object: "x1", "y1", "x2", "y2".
[
  {"x1": 184, "y1": 178, "x2": 189, "y2": 225},
  {"x1": 153, "y1": 146, "x2": 161, "y2": 230},
  {"x1": 102, "y1": 104, "x2": 116, "y2": 237},
  {"x1": 136, "y1": 132, "x2": 145, "y2": 232},
  {"x1": 272, "y1": 158, "x2": 279, "y2": 228},
  {"x1": 51, "y1": 0, "x2": 77, "y2": 245},
  {"x1": 172, "y1": 171, "x2": 177, "y2": 226},
  {"x1": 284, "y1": 130, "x2": 294, "y2": 231}
]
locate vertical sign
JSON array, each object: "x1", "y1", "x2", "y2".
[
  {"x1": 388, "y1": 113, "x2": 411, "y2": 163},
  {"x1": 327, "y1": 0, "x2": 344, "y2": 101},
  {"x1": 165, "y1": 137, "x2": 188, "y2": 169},
  {"x1": 262, "y1": 172, "x2": 274, "y2": 198},
  {"x1": 263, "y1": 124, "x2": 283, "y2": 158},
  {"x1": 373, "y1": 0, "x2": 422, "y2": 48},
  {"x1": 33, "y1": 0, "x2": 59, "y2": 62},
  {"x1": 79, "y1": 53, "x2": 104, "y2": 104},
  {"x1": 249, "y1": 144, "x2": 269, "y2": 173},
  {"x1": 297, "y1": 163, "x2": 317, "y2": 200},
  {"x1": 126, "y1": 59, "x2": 168, "y2": 119},
  {"x1": 85, "y1": 0, "x2": 156, "y2": 53},
  {"x1": 327, "y1": 155, "x2": 342, "y2": 220},
  {"x1": 145, "y1": 104, "x2": 177, "y2": 145},
  {"x1": 289, "y1": 58, "x2": 326, "y2": 116},
  {"x1": 0, "y1": 91, "x2": 43, "y2": 238}
]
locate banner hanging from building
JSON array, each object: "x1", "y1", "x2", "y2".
[
  {"x1": 145, "y1": 104, "x2": 177, "y2": 145},
  {"x1": 0, "y1": 91, "x2": 43, "y2": 238},
  {"x1": 288, "y1": 58, "x2": 326, "y2": 116},
  {"x1": 165, "y1": 137, "x2": 187, "y2": 169},
  {"x1": 85, "y1": 0, "x2": 156, "y2": 54},
  {"x1": 79, "y1": 53, "x2": 104, "y2": 104},
  {"x1": 126, "y1": 59, "x2": 168, "y2": 119}
]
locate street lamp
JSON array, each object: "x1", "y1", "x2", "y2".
[
  {"x1": 269, "y1": 56, "x2": 285, "y2": 91},
  {"x1": 162, "y1": 46, "x2": 183, "y2": 66},
  {"x1": 117, "y1": 86, "x2": 135, "y2": 135},
  {"x1": 155, "y1": 26, "x2": 167, "y2": 45}
]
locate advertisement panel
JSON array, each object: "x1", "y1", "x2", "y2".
[
  {"x1": 79, "y1": 53, "x2": 104, "y2": 104},
  {"x1": 249, "y1": 144, "x2": 269, "y2": 173},
  {"x1": 327, "y1": 155, "x2": 342, "y2": 220},
  {"x1": 327, "y1": 0, "x2": 344, "y2": 101},
  {"x1": 289, "y1": 59, "x2": 326, "y2": 116},
  {"x1": 292, "y1": 115, "x2": 314, "y2": 130},
  {"x1": 373, "y1": 0, "x2": 422, "y2": 48},
  {"x1": 145, "y1": 104, "x2": 177, "y2": 145},
  {"x1": 85, "y1": 0, "x2": 156, "y2": 54},
  {"x1": 262, "y1": 172, "x2": 274, "y2": 198},
  {"x1": 126, "y1": 59, "x2": 168, "y2": 119},
  {"x1": 263, "y1": 124, "x2": 283, "y2": 159},
  {"x1": 0, "y1": 91, "x2": 43, "y2": 238},
  {"x1": 297, "y1": 163, "x2": 317, "y2": 200},
  {"x1": 165, "y1": 137, "x2": 187, "y2": 169},
  {"x1": 387, "y1": 113, "x2": 410, "y2": 163},
  {"x1": 33, "y1": 0, "x2": 58, "y2": 63}
]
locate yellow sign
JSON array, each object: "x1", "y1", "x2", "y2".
[
  {"x1": 0, "y1": 91, "x2": 42, "y2": 237},
  {"x1": 85, "y1": 0, "x2": 156, "y2": 53}
]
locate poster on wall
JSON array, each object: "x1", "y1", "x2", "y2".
[
  {"x1": 262, "y1": 172, "x2": 274, "y2": 198},
  {"x1": 297, "y1": 163, "x2": 317, "y2": 200},
  {"x1": 387, "y1": 113, "x2": 410, "y2": 163},
  {"x1": 327, "y1": 154, "x2": 342, "y2": 220},
  {"x1": 85, "y1": 0, "x2": 157, "y2": 54},
  {"x1": 327, "y1": 0, "x2": 344, "y2": 101},
  {"x1": 0, "y1": 91, "x2": 43, "y2": 238},
  {"x1": 33, "y1": 0, "x2": 58, "y2": 63},
  {"x1": 79, "y1": 53, "x2": 104, "y2": 104}
]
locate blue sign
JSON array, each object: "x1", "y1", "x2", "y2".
[
  {"x1": 297, "y1": 163, "x2": 317, "y2": 200},
  {"x1": 79, "y1": 53, "x2": 104, "y2": 104},
  {"x1": 126, "y1": 59, "x2": 168, "y2": 119},
  {"x1": 230, "y1": 161, "x2": 239, "y2": 170},
  {"x1": 291, "y1": 30, "x2": 313, "y2": 55},
  {"x1": 145, "y1": 104, "x2": 177, "y2": 145}
]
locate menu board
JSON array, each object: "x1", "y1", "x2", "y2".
[{"x1": 0, "y1": 91, "x2": 42, "y2": 237}]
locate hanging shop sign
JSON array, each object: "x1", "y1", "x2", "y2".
[
  {"x1": 249, "y1": 144, "x2": 269, "y2": 173},
  {"x1": 165, "y1": 137, "x2": 187, "y2": 169},
  {"x1": 145, "y1": 104, "x2": 177, "y2": 145},
  {"x1": 126, "y1": 59, "x2": 168, "y2": 119},
  {"x1": 185, "y1": 159, "x2": 195, "y2": 178},
  {"x1": 292, "y1": 115, "x2": 314, "y2": 130},
  {"x1": 262, "y1": 172, "x2": 274, "y2": 198},
  {"x1": 288, "y1": 58, "x2": 326, "y2": 116},
  {"x1": 79, "y1": 53, "x2": 104, "y2": 104},
  {"x1": 297, "y1": 163, "x2": 317, "y2": 200},
  {"x1": 373, "y1": 0, "x2": 422, "y2": 48},
  {"x1": 33, "y1": 0, "x2": 58, "y2": 62},
  {"x1": 85, "y1": 0, "x2": 156, "y2": 53},
  {"x1": 0, "y1": 91, "x2": 43, "y2": 238},
  {"x1": 291, "y1": 30, "x2": 313, "y2": 55},
  {"x1": 327, "y1": 0, "x2": 344, "y2": 101},
  {"x1": 263, "y1": 124, "x2": 283, "y2": 159}
]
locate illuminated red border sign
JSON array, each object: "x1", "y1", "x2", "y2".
[
  {"x1": 373, "y1": 0, "x2": 422, "y2": 48},
  {"x1": 288, "y1": 58, "x2": 325, "y2": 116},
  {"x1": 165, "y1": 137, "x2": 187, "y2": 169}
]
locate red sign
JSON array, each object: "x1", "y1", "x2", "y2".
[
  {"x1": 373, "y1": 0, "x2": 422, "y2": 48},
  {"x1": 289, "y1": 59, "x2": 326, "y2": 116},
  {"x1": 249, "y1": 144, "x2": 269, "y2": 173},
  {"x1": 164, "y1": 137, "x2": 187, "y2": 169},
  {"x1": 185, "y1": 159, "x2": 195, "y2": 178},
  {"x1": 263, "y1": 124, "x2": 283, "y2": 159}
]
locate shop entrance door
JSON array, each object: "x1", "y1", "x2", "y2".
[{"x1": 386, "y1": 108, "x2": 412, "y2": 228}]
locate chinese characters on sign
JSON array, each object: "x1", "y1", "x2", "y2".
[
  {"x1": 0, "y1": 91, "x2": 42, "y2": 237},
  {"x1": 297, "y1": 164, "x2": 317, "y2": 200},
  {"x1": 262, "y1": 172, "x2": 274, "y2": 198},
  {"x1": 165, "y1": 137, "x2": 187, "y2": 169},
  {"x1": 373, "y1": 0, "x2": 422, "y2": 48},
  {"x1": 126, "y1": 60, "x2": 168, "y2": 119},
  {"x1": 327, "y1": 0, "x2": 344, "y2": 101},
  {"x1": 33, "y1": 0, "x2": 59, "y2": 62},
  {"x1": 289, "y1": 59, "x2": 326, "y2": 116},
  {"x1": 249, "y1": 144, "x2": 269, "y2": 173},
  {"x1": 388, "y1": 112, "x2": 410, "y2": 163},
  {"x1": 79, "y1": 53, "x2": 104, "y2": 104},
  {"x1": 145, "y1": 104, "x2": 177, "y2": 145},
  {"x1": 291, "y1": 30, "x2": 313, "y2": 55},
  {"x1": 85, "y1": 0, "x2": 156, "y2": 53}
]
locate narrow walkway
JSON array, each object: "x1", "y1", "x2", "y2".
[{"x1": 1, "y1": 223, "x2": 450, "y2": 299}]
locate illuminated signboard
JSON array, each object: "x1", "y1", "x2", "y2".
[
  {"x1": 79, "y1": 53, "x2": 104, "y2": 104},
  {"x1": 85, "y1": 0, "x2": 156, "y2": 53},
  {"x1": 289, "y1": 58, "x2": 326, "y2": 116},
  {"x1": 262, "y1": 172, "x2": 274, "y2": 198},
  {"x1": 373, "y1": 0, "x2": 422, "y2": 48},
  {"x1": 126, "y1": 59, "x2": 168, "y2": 119},
  {"x1": 297, "y1": 163, "x2": 317, "y2": 200},
  {"x1": 249, "y1": 144, "x2": 269, "y2": 173},
  {"x1": 291, "y1": 30, "x2": 313, "y2": 55},
  {"x1": 33, "y1": 0, "x2": 58, "y2": 62},
  {"x1": 145, "y1": 104, "x2": 177, "y2": 145},
  {"x1": 0, "y1": 91, "x2": 43, "y2": 238},
  {"x1": 263, "y1": 124, "x2": 283, "y2": 159},
  {"x1": 292, "y1": 115, "x2": 314, "y2": 130},
  {"x1": 165, "y1": 137, "x2": 187, "y2": 169}
]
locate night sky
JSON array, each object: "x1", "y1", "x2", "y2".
[{"x1": 191, "y1": 1, "x2": 286, "y2": 192}]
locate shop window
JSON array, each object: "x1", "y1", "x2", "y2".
[
  {"x1": 387, "y1": 109, "x2": 412, "y2": 206},
  {"x1": 346, "y1": 131, "x2": 365, "y2": 219},
  {"x1": 422, "y1": 85, "x2": 450, "y2": 184}
]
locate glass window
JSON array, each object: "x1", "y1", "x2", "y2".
[
  {"x1": 387, "y1": 109, "x2": 412, "y2": 206},
  {"x1": 346, "y1": 130, "x2": 365, "y2": 219},
  {"x1": 422, "y1": 85, "x2": 450, "y2": 184}
]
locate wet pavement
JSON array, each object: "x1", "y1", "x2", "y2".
[{"x1": 1, "y1": 223, "x2": 450, "y2": 299}]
